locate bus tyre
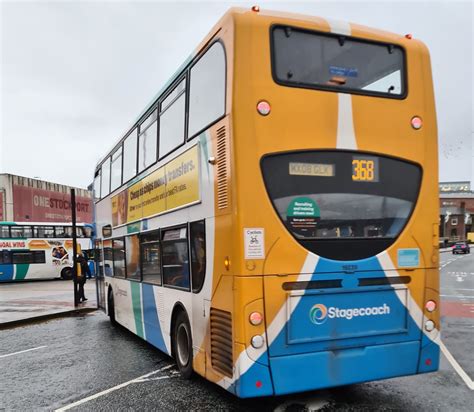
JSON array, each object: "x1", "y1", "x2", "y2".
[
  {"x1": 173, "y1": 311, "x2": 193, "y2": 379},
  {"x1": 60, "y1": 267, "x2": 73, "y2": 280},
  {"x1": 108, "y1": 289, "x2": 116, "y2": 325}
]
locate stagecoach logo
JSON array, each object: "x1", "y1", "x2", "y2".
[
  {"x1": 309, "y1": 304, "x2": 328, "y2": 325},
  {"x1": 309, "y1": 303, "x2": 391, "y2": 325}
]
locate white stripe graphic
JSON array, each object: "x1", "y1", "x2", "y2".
[
  {"x1": 336, "y1": 93, "x2": 357, "y2": 150},
  {"x1": 326, "y1": 18, "x2": 351, "y2": 35},
  {"x1": 326, "y1": 18, "x2": 358, "y2": 151},
  {"x1": 217, "y1": 253, "x2": 320, "y2": 390},
  {"x1": 377, "y1": 252, "x2": 424, "y2": 326},
  {"x1": 266, "y1": 253, "x2": 320, "y2": 346},
  {"x1": 377, "y1": 251, "x2": 435, "y2": 339}
]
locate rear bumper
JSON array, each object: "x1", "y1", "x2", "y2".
[{"x1": 269, "y1": 340, "x2": 431, "y2": 395}]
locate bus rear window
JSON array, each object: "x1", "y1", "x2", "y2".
[
  {"x1": 271, "y1": 26, "x2": 406, "y2": 98},
  {"x1": 261, "y1": 151, "x2": 421, "y2": 260}
]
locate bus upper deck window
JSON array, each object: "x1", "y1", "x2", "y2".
[
  {"x1": 272, "y1": 26, "x2": 406, "y2": 98},
  {"x1": 10, "y1": 226, "x2": 24, "y2": 238},
  {"x1": 55, "y1": 226, "x2": 66, "y2": 238},
  {"x1": 0, "y1": 226, "x2": 9, "y2": 237}
]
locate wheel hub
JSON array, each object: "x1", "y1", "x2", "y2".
[{"x1": 177, "y1": 323, "x2": 190, "y2": 366}]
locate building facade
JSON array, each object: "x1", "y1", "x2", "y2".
[
  {"x1": 0, "y1": 174, "x2": 93, "y2": 223},
  {"x1": 439, "y1": 182, "x2": 474, "y2": 242}
]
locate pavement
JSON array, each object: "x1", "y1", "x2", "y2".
[
  {"x1": 0, "y1": 279, "x2": 97, "y2": 327},
  {"x1": 0, "y1": 252, "x2": 473, "y2": 411}
]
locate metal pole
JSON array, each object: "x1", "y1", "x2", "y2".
[{"x1": 71, "y1": 189, "x2": 79, "y2": 307}]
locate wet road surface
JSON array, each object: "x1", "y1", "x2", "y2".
[
  {"x1": 439, "y1": 249, "x2": 474, "y2": 380},
  {"x1": 1, "y1": 252, "x2": 473, "y2": 411}
]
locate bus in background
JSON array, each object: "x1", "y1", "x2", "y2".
[
  {"x1": 0, "y1": 222, "x2": 93, "y2": 282},
  {"x1": 93, "y1": 7, "x2": 439, "y2": 398}
]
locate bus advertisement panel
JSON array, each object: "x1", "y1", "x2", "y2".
[
  {"x1": 93, "y1": 8, "x2": 439, "y2": 398},
  {"x1": 111, "y1": 145, "x2": 200, "y2": 227}
]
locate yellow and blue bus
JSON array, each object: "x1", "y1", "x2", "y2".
[
  {"x1": 0, "y1": 222, "x2": 93, "y2": 282},
  {"x1": 93, "y1": 7, "x2": 440, "y2": 397}
]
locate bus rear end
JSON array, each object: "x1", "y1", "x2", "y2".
[{"x1": 229, "y1": 10, "x2": 439, "y2": 397}]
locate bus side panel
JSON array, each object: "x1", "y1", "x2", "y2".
[
  {"x1": 0, "y1": 263, "x2": 14, "y2": 281},
  {"x1": 108, "y1": 277, "x2": 196, "y2": 358}
]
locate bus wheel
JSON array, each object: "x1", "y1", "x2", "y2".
[
  {"x1": 60, "y1": 267, "x2": 73, "y2": 280},
  {"x1": 173, "y1": 311, "x2": 193, "y2": 379},
  {"x1": 108, "y1": 289, "x2": 116, "y2": 325}
]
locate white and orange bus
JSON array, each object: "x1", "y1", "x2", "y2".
[
  {"x1": 0, "y1": 222, "x2": 93, "y2": 282},
  {"x1": 93, "y1": 7, "x2": 440, "y2": 397}
]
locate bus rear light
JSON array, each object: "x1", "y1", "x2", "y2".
[
  {"x1": 249, "y1": 311, "x2": 263, "y2": 326},
  {"x1": 256, "y1": 380, "x2": 263, "y2": 388},
  {"x1": 424, "y1": 320, "x2": 435, "y2": 332},
  {"x1": 411, "y1": 116, "x2": 423, "y2": 130},
  {"x1": 251, "y1": 5, "x2": 260, "y2": 12},
  {"x1": 425, "y1": 358, "x2": 432, "y2": 366},
  {"x1": 251, "y1": 335, "x2": 264, "y2": 348},
  {"x1": 425, "y1": 300, "x2": 436, "y2": 312},
  {"x1": 405, "y1": 34, "x2": 413, "y2": 39},
  {"x1": 257, "y1": 100, "x2": 271, "y2": 116}
]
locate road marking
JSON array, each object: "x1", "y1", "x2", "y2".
[
  {"x1": 440, "y1": 340, "x2": 474, "y2": 390},
  {"x1": 446, "y1": 288, "x2": 474, "y2": 291},
  {"x1": 440, "y1": 294, "x2": 474, "y2": 299},
  {"x1": 55, "y1": 363, "x2": 175, "y2": 411},
  {"x1": 0, "y1": 345, "x2": 47, "y2": 359},
  {"x1": 136, "y1": 375, "x2": 179, "y2": 383}
]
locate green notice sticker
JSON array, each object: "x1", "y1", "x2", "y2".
[
  {"x1": 287, "y1": 197, "x2": 320, "y2": 217},
  {"x1": 286, "y1": 197, "x2": 320, "y2": 236}
]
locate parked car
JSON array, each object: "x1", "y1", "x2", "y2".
[{"x1": 452, "y1": 241, "x2": 470, "y2": 254}]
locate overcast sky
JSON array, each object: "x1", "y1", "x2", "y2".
[{"x1": 0, "y1": 0, "x2": 472, "y2": 189}]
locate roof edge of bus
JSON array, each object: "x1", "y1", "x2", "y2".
[
  {"x1": 239, "y1": 6, "x2": 412, "y2": 42},
  {"x1": 93, "y1": 6, "x2": 416, "y2": 171}
]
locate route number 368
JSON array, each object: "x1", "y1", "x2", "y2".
[{"x1": 352, "y1": 159, "x2": 375, "y2": 181}]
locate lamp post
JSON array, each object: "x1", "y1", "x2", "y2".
[
  {"x1": 71, "y1": 189, "x2": 79, "y2": 307},
  {"x1": 444, "y1": 211, "x2": 451, "y2": 242}
]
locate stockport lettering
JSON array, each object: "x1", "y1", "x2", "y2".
[{"x1": 33, "y1": 195, "x2": 89, "y2": 212}]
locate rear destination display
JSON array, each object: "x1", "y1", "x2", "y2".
[{"x1": 289, "y1": 162, "x2": 334, "y2": 177}]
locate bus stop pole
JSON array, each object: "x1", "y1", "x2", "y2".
[{"x1": 71, "y1": 189, "x2": 79, "y2": 308}]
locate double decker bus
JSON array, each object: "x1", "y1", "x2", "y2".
[
  {"x1": 93, "y1": 7, "x2": 440, "y2": 397},
  {"x1": 0, "y1": 222, "x2": 93, "y2": 282}
]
